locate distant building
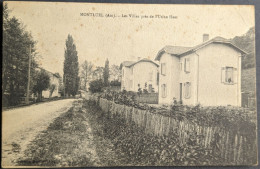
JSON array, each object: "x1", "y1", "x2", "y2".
[
  {"x1": 120, "y1": 58, "x2": 159, "y2": 92},
  {"x1": 155, "y1": 35, "x2": 247, "y2": 106},
  {"x1": 36, "y1": 67, "x2": 61, "y2": 98}
]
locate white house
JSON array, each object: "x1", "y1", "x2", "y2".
[
  {"x1": 36, "y1": 67, "x2": 61, "y2": 98},
  {"x1": 120, "y1": 58, "x2": 159, "y2": 92},
  {"x1": 155, "y1": 34, "x2": 247, "y2": 106}
]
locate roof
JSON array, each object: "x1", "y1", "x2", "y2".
[
  {"x1": 120, "y1": 58, "x2": 159, "y2": 69},
  {"x1": 36, "y1": 67, "x2": 60, "y2": 78},
  {"x1": 120, "y1": 61, "x2": 135, "y2": 69},
  {"x1": 155, "y1": 36, "x2": 248, "y2": 61}
]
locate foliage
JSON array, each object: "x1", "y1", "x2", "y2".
[
  {"x1": 32, "y1": 70, "x2": 50, "y2": 101},
  {"x1": 110, "y1": 80, "x2": 121, "y2": 86},
  {"x1": 80, "y1": 60, "x2": 93, "y2": 90},
  {"x1": 49, "y1": 84, "x2": 56, "y2": 98},
  {"x1": 137, "y1": 84, "x2": 142, "y2": 95},
  {"x1": 89, "y1": 79, "x2": 104, "y2": 93},
  {"x1": 231, "y1": 27, "x2": 255, "y2": 69},
  {"x1": 100, "y1": 90, "x2": 256, "y2": 134},
  {"x1": 143, "y1": 82, "x2": 148, "y2": 93},
  {"x1": 63, "y1": 34, "x2": 79, "y2": 96},
  {"x1": 103, "y1": 59, "x2": 110, "y2": 87},
  {"x1": 109, "y1": 64, "x2": 121, "y2": 81},
  {"x1": 2, "y1": 4, "x2": 37, "y2": 106},
  {"x1": 92, "y1": 66, "x2": 104, "y2": 80},
  {"x1": 85, "y1": 100, "x2": 228, "y2": 166}
]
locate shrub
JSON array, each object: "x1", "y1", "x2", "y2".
[
  {"x1": 110, "y1": 80, "x2": 121, "y2": 86},
  {"x1": 89, "y1": 79, "x2": 104, "y2": 93}
]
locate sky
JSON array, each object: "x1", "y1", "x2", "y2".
[{"x1": 6, "y1": 1, "x2": 255, "y2": 75}]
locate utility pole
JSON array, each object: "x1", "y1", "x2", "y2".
[
  {"x1": 26, "y1": 44, "x2": 31, "y2": 104},
  {"x1": 64, "y1": 75, "x2": 66, "y2": 98}
]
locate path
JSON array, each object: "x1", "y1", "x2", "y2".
[{"x1": 2, "y1": 99, "x2": 75, "y2": 167}]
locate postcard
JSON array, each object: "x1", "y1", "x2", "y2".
[{"x1": 2, "y1": 1, "x2": 257, "y2": 167}]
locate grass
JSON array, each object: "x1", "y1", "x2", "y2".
[{"x1": 17, "y1": 105, "x2": 98, "y2": 167}]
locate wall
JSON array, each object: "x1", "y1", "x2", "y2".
[
  {"x1": 132, "y1": 61, "x2": 158, "y2": 92},
  {"x1": 158, "y1": 53, "x2": 180, "y2": 104},
  {"x1": 179, "y1": 53, "x2": 198, "y2": 105},
  {"x1": 42, "y1": 74, "x2": 60, "y2": 98},
  {"x1": 121, "y1": 66, "x2": 133, "y2": 91},
  {"x1": 135, "y1": 93, "x2": 158, "y2": 104},
  {"x1": 197, "y1": 43, "x2": 241, "y2": 106}
]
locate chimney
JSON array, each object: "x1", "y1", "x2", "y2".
[{"x1": 203, "y1": 34, "x2": 209, "y2": 42}]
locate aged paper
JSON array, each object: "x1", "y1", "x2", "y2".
[{"x1": 2, "y1": 1, "x2": 257, "y2": 167}]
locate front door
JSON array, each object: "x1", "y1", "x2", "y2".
[{"x1": 180, "y1": 83, "x2": 182, "y2": 101}]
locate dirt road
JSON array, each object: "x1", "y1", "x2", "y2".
[{"x1": 2, "y1": 99, "x2": 75, "y2": 167}]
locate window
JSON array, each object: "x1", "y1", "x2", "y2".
[
  {"x1": 122, "y1": 69, "x2": 124, "y2": 77},
  {"x1": 221, "y1": 67, "x2": 237, "y2": 84},
  {"x1": 184, "y1": 82, "x2": 191, "y2": 99},
  {"x1": 161, "y1": 84, "x2": 167, "y2": 98},
  {"x1": 149, "y1": 71, "x2": 153, "y2": 81},
  {"x1": 180, "y1": 62, "x2": 183, "y2": 71},
  {"x1": 184, "y1": 58, "x2": 190, "y2": 72},
  {"x1": 161, "y1": 63, "x2": 166, "y2": 75}
]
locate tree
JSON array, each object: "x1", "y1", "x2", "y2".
[
  {"x1": 232, "y1": 27, "x2": 255, "y2": 69},
  {"x1": 89, "y1": 79, "x2": 104, "y2": 93},
  {"x1": 32, "y1": 70, "x2": 50, "y2": 101},
  {"x1": 2, "y1": 4, "x2": 37, "y2": 106},
  {"x1": 92, "y1": 66, "x2": 104, "y2": 80},
  {"x1": 63, "y1": 34, "x2": 79, "y2": 96},
  {"x1": 103, "y1": 59, "x2": 110, "y2": 86},
  {"x1": 80, "y1": 60, "x2": 93, "y2": 91},
  {"x1": 110, "y1": 64, "x2": 121, "y2": 81}
]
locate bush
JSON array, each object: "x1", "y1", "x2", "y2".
[
  {"x1": 110, "y1": 80, "x2": 121, "y2": 86},
  {"x1": 89, "y1": 79, "x2": 104, "y2": 93},
  {"x1": 85, "y1": 100, "x2": 224, "y2": 166}
]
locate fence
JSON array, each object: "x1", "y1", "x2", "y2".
[
  {"x1": 242, "y1": 92, "x2": 256, "y2": 109},
  {"x1": 89, "y1": 96, "x2": 257, "y2": 165},
  {"x1": 136, "y1": 93, "x2": 158, "y2": 104}
]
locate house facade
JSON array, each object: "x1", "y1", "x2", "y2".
[
  {"x1": 156, "y1": 35, "x2": 246, "y2": 106},
  {"x1": 36, "y1": 67, "x2": 61, "y2": 98},
  {"x1": 120, "y1": 58, "x2": 159, "y2": 92}
]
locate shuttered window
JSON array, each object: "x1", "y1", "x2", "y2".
[
  {"x1": 184, "y1": 58, "x2": 190, "y2": 73},
  {"x1": 184, "y1": 82, "x2": 191, "y2": 99},
  {"x1": 161, "y1": 63, "x2": 166, "y2": 75},
  {"x1": 161, "y1": 84, "x2": 167, "y2": 98},
  {"x1": 221, "y1": 67, "x2": 237, "y2": 84}
]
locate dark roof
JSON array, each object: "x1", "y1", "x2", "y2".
[
  {"x1": 120, "y1": 58, "x2": 159, "y2": 69},
  {"x1": 155, "y1": 36, "x2": 247, "y2": 61},
  {"x1": 128, "y1": 58, "x2": 159, "y2": 67},
  {"x1": 120, "y1": 61, "x2": 135, "y2": 69},
  {"x1": 164, "y1": 46, "x2": 192, "y2": 55},
  {"x1": 36, "y1": 67, "x2": 60, "y2": 78},
  {"x1": 155, "y1": 46, "x2": 192, "y2": 61}
]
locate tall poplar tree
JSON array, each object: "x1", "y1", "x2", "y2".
[
  {"x1": 103, "y1": 59, "x2": 110, "y2": 87},
  {"x1": 63, "y1": 34, "x2": 79, "y2": 96}
]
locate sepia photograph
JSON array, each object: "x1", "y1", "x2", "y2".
[{"x1": 2, "y1": 1, "x2": 257, "y2": 167}]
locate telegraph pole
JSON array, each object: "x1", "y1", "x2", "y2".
[
  {"x1": 64, "y1": 75, "x2": 66, "y2": 98},
  {"x1": 26, "y1": 44, "x2": 31, "y2": 104}
]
